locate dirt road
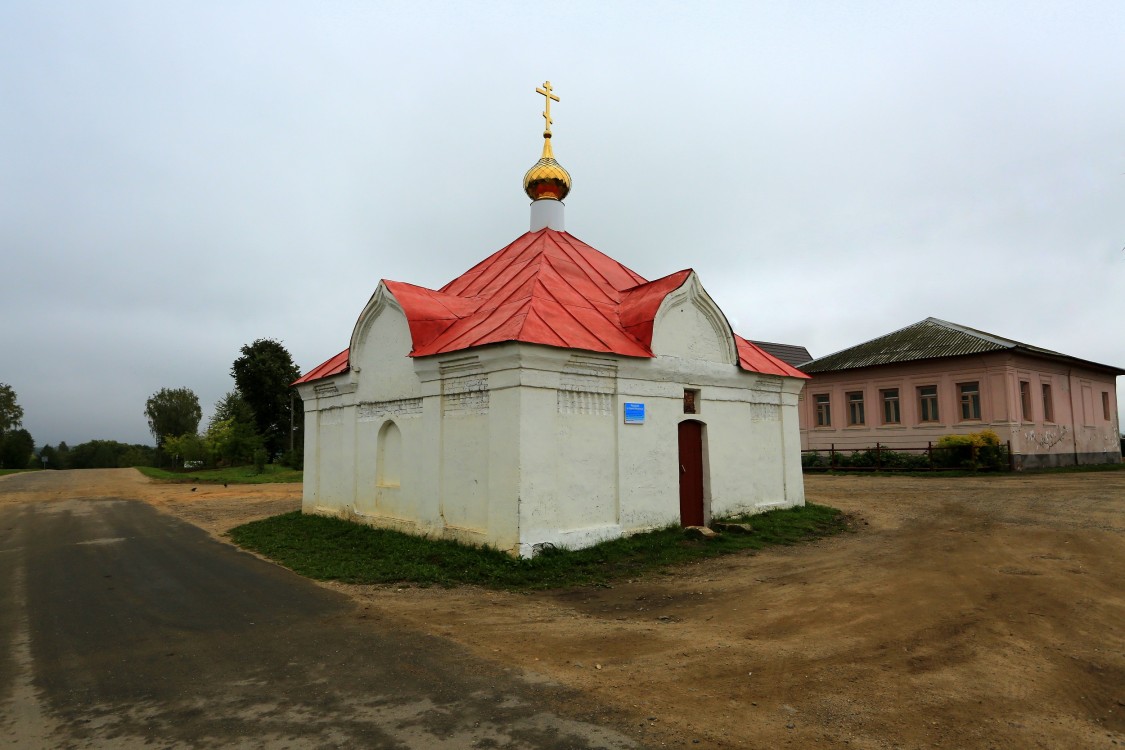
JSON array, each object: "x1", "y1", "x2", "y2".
[
  {"x1": 3, "y1": 469, "x2": 1123, "y2": 749},
  {"x1": 0, "y1": 471, "x2": 638, "y2": 749}
]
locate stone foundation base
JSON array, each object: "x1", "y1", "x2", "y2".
[{"x1": 1014, "y1": 452, "x2": 1123, "y2": 470}]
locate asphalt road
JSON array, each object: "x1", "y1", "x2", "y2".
[{"x1": 0, "y1": 473, "x2": 638, "y2": 749}]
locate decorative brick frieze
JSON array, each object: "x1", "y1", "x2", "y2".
[
  {"x1": 558, "y1": 356, "x2": 616, "y2": 415},
  {"x1": 754, "y1": 375, "x2": 783, "y2": 393},
  {"x1": 558, "y1": 390, "x2": 613, "y2": 416},
  {"x1": 441, "y1": 358, "x2": 489, "y2": 416},
  {"x1": 749, "y1": 403, "x2": 780, "y2": 422},
  {"x1": 357, "y1": 398, "x2": 423, "y2": 421},
  {"x1": 319, "y1": 407, "x2": 344, "y2": 426}
]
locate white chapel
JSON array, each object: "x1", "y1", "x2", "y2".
[{"x1": 293, "y1": 82, "x2": 808, "y2": 557}]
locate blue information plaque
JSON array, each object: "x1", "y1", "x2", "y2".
[{"x1": 624, "y1": 402, "x2": 645, "y2": 424}]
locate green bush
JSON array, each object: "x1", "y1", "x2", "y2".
[
  {"x1": 845, "y1": 450, "x2": 872, "y2": 469},
  {"x1": 803, "y1": 446, "x2": 934, "y2": 471},
  {"x1": 279, "y1": 448, "x2": 303, "y2": 470},
  {"x1": 802, "y1": 451, "x2": 828, "y2": 469},
  {"x1": 878, "y1": 449, "x2": 932, "y2": 470},
  {"x1": 934, "y1": 429, "x2": 1005, "y2": 471}
]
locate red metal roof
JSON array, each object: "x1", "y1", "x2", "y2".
[
  {"x1": 293, "y1": 348, "x2": 349, "y2": 384},
  {"x1": 735, "y1": 336, "x2": 808, "y2": 378},
  {"x1": 295, "y1": 229, "x2": 807, "y2": 383}
]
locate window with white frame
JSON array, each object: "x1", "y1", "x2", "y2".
[
  {"x1": 815, "y1": 394, "x2": 831, "y2": 427},
  {"x1": 881, "y1": 388, "x2": 900, "y2": 424},
  {"x1": 918, "y1": 385, "x2": 939, "y2": 423},
  {"x1": 847, "y1": 391, "x2": 865, "y2": 426},
  {"x1": 958, "y1": 381, "x2": 981, "y2": 421}
]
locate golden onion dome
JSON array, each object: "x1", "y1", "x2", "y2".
[{"x1": 523, "y1": 135, "x2": 571, "y2": 201}]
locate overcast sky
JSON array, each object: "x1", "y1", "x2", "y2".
[{"x1": 2, "y1": 1, "x2": 1122, "y2": 447}]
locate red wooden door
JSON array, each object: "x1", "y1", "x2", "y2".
[{"x1": 678, "y1": 420, "x2": 705, "y2": 527}]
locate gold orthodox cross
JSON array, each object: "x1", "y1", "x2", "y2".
[{"x1": 536, "y1": 81, "x2": 560, "y2": 135}]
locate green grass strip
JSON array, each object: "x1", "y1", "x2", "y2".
[
  {"x1": 136, "y1": 465, "x2": 302, "y2": 485},
  {"x1": 229, "y1": 502, "x2": 848, "y2": 590}
]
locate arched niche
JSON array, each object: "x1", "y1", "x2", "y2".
[{"x1": 376, "y1": 420, "x2": 402, "y2": 489}]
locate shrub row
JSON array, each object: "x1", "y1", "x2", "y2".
[{"x1": 803, "y1": 430, "x2": 1008, "y2": 472}]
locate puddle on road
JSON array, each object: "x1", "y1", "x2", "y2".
[{"x1": 75, "y1": 537, "x2": 126, "y2": 546}]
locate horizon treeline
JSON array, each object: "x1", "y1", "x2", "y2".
[{"x1": 1, "y1": 338, "x2": 305, "y2": 472}]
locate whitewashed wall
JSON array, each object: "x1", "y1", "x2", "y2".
[{"x1": 297, "y1": 274, "x2": 806, "y2": 557}]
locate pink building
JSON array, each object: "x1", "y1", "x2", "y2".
[{"x1": 798, "y1": 318, "x2": 1123, "y2": 469}]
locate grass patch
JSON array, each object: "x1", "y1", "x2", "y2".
[
  {"x1": 0, "y1": 469, "x2": 34, "y2": 476},
  {"x1": 228, "y1": 503, "x2": 848, "y2": 590},
  {"x1": 136, "y1": 464, "x2": 302, "y2": 484}
]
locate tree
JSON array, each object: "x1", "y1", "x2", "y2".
[
  {"x1": 163, "y1": 432, "x2": 207, "y2": 468},
  {"x1": 144, "y1": 388, "x2": 202, "y2": 448},
  {"x1": 0, "y1": 428, "x2": 34, "y2": 469},
  {"x1": 67, "y1": 440, "x2": 155, "y2": 469},
  {"x1": 204, "y1": 391, "x2": 262, "y2": 466},
  {"x1": 0, "y1": 383, "x2": 24, "y2": 433},
  {"x1": 205, "y1": 417, "x2": 262, "y2": 467},
  {"x1": 116, "y1": 445, "x2": 155, "y2": 468},
  {"x1": 231, "y1": 339, "x2": 302, "y2": 457},
  {"x1": 38, "y1": 443, "x2": 59, "y2": 469},
  {"x1": 209, "y1": 391, "x2": 256, "y2": 431}
]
